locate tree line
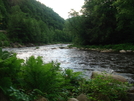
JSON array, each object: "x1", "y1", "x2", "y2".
[
  {"x1": 66, "y1": 0, "x2": 134, "y2": 46},
  {"x1": 0, "y1": 0, "x2": 72, "y2": 45},
  {"x1": 1, "y1": 0, "x2": 133, "y2": 46}
]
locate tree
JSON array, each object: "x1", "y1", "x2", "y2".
[
  {"x1": 66, "y1": 0, "x2": 134, "y2": 45},
  {"x1": 81, "y1": 0, "x2": 117, "y2": 44},
  {"x1": 0, "y1": 0, "x2": 8, "y2": 29},
  {"x1": 8, "y1": 5, "x2": 27, "y2": 43},
  {"x1": 113, "y1": 0, "x2": 134, "y2": 43},
  {"x1": 1, "y1": 0, "x2": 72, "y2": 45}
]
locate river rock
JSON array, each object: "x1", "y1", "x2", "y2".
[
  {"x1": 120, "y1": 50, "x2": 126, "y2": 53},
  {"x1": 91, "y1": 71, "x2": 127, "y2": 82},
  {"x1": 100, "y1": 49, "x2": 114, "y2": 53},
  {"x1": 12, "y1": 44, "x2": 18, "y2": 48},
  {"x1": 126, "y1": 50, "x2": 132, "y2": 53},
  {"x1": 26, "y1": 43, "x2": 34, "y2": 47},
  {"x1": 68, "y1": 98, "x2": 78, "y2": 101},
  {"x1": 11, "y1": 42, "x2": 24, "y2": 48},
  {"x1": 128, "y1": 87, "x2": 134, "y2": 93},
  {"x1": 77, "y1": 94, "x2": 90, "y2": 101}
]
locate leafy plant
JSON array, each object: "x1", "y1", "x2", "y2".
[
  {"x1": 0, "y1": 47, "x2": 24, "y2": 100},
  {"x1": 62, "y1": 69, "x2": 83, "y2": 86},
  {"x1": 21, "y1": 56, "x2": 63, "y2": 93},
  {"x1": 8, "y1": 86, "x2": 30, "y2": 101},
  {"x1": 35, "y1": 46, "x2": 39, "y2": 49},
  {"x1": 61, "y1": 69, "x2": 84, "y2": 97},
  {"x1": 78, "y1": 73, "x2": 131, "y2": 101},
  {"x1": 0, "y1": 32, "x2": 10, "y2": 47}
]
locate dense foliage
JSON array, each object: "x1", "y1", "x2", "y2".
[
  {"x1": 0, "y1": 48, "x2": 132, "y2": 101},
  {"x1": 1, "y1": 0, "x2": 133, "y2": 47},
  {"x1": 0, "y1": 0, "x2": 72, "y2": 45},
  {"x1": 66, "y1": 0, "x2": 134, "y2": 46},
  {"x1": 0, "y1": 32, "x2": 10, "y2": 46}
]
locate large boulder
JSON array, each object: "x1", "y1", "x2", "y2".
[
  {"x1": 100, "y1": 49, "x2": 114, "y2": 53},
  {"x1": 11, "y1": 42, "x2": 24, "y2": 48},
  {"x1": 120, "y1": 50, "x2": 126, "y2": 53},
  {"x1": 76, "y1": 94, "x2": 90, "y2": 101},
  {"x1": 91, "y1": 71, "x2": 127, "y2": 82}
]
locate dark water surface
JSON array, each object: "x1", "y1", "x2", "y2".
[{"x1": 3, "y1": 44, "x2": 134, "y2": 83}]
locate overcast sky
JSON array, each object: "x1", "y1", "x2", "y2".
[{"x1": 37, "y1": 0, "x2": 84, "y2": 19}]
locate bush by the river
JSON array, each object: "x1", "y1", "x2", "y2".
[
  {"x1": 0, "y1": 47, "x2": 132, "y2": 101},
  {"x1": 0, "y1": 32, "x2": 10, "y2": 47}
]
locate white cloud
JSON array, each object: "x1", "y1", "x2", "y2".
[{"x1": 37, "y1": 0, "x2": 84, "y2": 19}]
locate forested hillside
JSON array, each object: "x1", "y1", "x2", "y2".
[
  {"x1": 66, "y1": 0, "x2": 134, "y2": 46},
  {"x1": 1, "y1": 0, "x2": 134, "y2": 47},
  {"x1": 0, "y1": 0, "x2": 72, "y2": 46}
]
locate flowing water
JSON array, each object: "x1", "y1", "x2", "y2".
[{"x1": 3, "y1": 44, "x2": 134, "y2": 83}]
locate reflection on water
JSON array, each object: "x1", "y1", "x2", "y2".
[{"x1": 3, "y1": 44, "x2": 134, "y2": 83}]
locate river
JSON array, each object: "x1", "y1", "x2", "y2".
[{"x1": 3, "y1": 44, "x2": 134, "y2": 83}]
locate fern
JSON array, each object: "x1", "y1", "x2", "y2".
[
  {"x1": 0, "y1": 47, "x2": 24, "y2": 92},
  {"x1": 21, "y1": 56, "x2": 63, "y2": 94}
]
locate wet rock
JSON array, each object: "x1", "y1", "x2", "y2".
[
  {"x1": 128, "y1": 87, "x2": 134, "y2": 93},
  {"x1": 100, "y1": 49, "x2": 114, "y2": 53},
  {"x1": 59, "y1": 47, "x2": 65, "y2": 49},
  {"x1": 77, "y1": 94, "x2": 90, "y2": 101},
  {"x1": 18, "y1": 44, "x2": 23, "y2": 48},
  {"x1": 26, "y1": 43, "x2": 34, "y2": 47},
  {"x1": 51, "y1": 48, "x2": 56, "y2": 49},
  {"x1": 68, "y1": 98, "x2": 78, "y2": 101},
  {"x1": 11, "y1": 43, "x2": 23, "y2": 48},
  {"x1": 91, "y1": 71, "x2": 127, "y2": 82},
  {"x1": 120, "y1": 50, "x2": 126, "y2": 53},
  {"x1": 11, "y1": 44, "x2": 18, "y2": 48},
  {"x1": 72, "y1": 47, "x2": 78, "y2": 49},
  {"x1": 126, "y1": 50, "x2": 132, "y2": 53}
]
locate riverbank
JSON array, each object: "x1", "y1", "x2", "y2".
[
  {"x1": 1, "y1": 41, "x2": 71, "y2": 48},
  {"x1": 68, "y1": 43, "x2": 134, "y2": 54}
]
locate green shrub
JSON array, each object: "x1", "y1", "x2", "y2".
[
  {"x1": 61, "y1": 69, "x2": 84, "y2": 97},
  {"x1": 0, "y1": 47, "x2": 24, "y2": 90},
  {"x1": 3, "y1": 41, "x2": 10, "y2": 46},
  {"x1": 62, "y1": 69, "x2": 83, "y2": 87},
  {"x1": 8, "y1": 86, "x2": 30, "y2": 101},
  {"x1": 0, "y1": 32, "x2": 10, "y2": 47},
  {"x1": 78, "y1": 74, "x2": 131, "y2": 101},
  {"x1": 21, "y1": 56, "x2": 64, "y2": 96}
]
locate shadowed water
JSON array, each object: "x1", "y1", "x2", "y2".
[{"x1": 3, "y1": 44, "x2": 134, "y2": 83}]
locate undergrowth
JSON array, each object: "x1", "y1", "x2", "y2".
[{"x1": 0, "y1": 32, "x2": 10, "y2": 47}]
